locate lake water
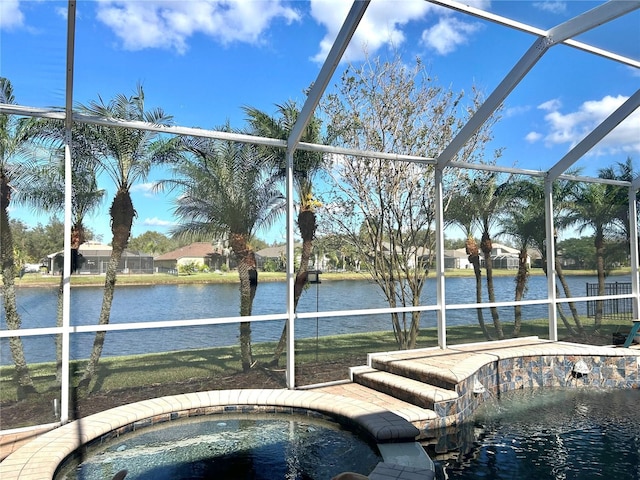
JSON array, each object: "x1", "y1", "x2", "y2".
[{"x1": 0, "y1": 273, "x2": 610, "y2": 365}]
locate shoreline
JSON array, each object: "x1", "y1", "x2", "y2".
[
  {"x1": 11, "y1": 270, "x2": 369, "y2": 288},
  {"x1": 9, "y1": 267, "x2": 613, "y2": 288}
]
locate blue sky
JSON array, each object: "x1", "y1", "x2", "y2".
[{"x1": 1, "y1": 0, "x2": 639, "y2": 245}]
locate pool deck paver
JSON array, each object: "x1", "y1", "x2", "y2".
[
  {"x1": 2, "y1": 337, "x2": 639, "y2": 479},
  {"x1": 0, "y1": 388, "x2": 420, "y2": 480}
]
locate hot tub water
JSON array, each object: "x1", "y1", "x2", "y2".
[{"x1": 55, "y1": 413, "x2": 382, "y2": 480}]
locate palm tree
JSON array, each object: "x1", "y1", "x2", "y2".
[
  {"x1": 18, "y1": 141, "x2": 104, "y2": 381},
  {"x1": 244, "y1": 102, "x2": 324, "y2": 364},
  {"x1": 0, "y1": 77, "x2": 37, "y2": 397},
  {"x1": 446, "y1": 186, "x2": 491, "y2": 339},
  {"x1": 598, "y1": 157, "x2": 638, "y2": 243},
  {"x1": 78, "y1": 84, "x2": 177, "y2": 388},
  {"x1": 157, "y1": 132, "x2": 283, "y2": 372},
  {"x1": 565, "y1": 181, "x2": 625, "y2": 332},
  {"x1": 449, "y1": 171, "x2": 509, "y2": 339},
  {"x1": 244, "y1": 102, "x2": 324, "y2": 300},
  {"x1": 498, "y1": 192, "x2": 539, "y2": 336},
  {"x1": 508, "y1": 176, "x2": 587, "y2": 337},
  {"x1": 474, "y1": 173, "x2": 514, "y2": 340}
]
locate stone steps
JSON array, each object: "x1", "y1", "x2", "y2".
[
  {"x1": 369, "y1": 355, "x2": 462, "y2": 391},
  {"x1": 351, "y1": 366, "x2": 457, "y2": 411},
  {"x1": 349, "y1": 359, "x2": 463, "y2": 438}
]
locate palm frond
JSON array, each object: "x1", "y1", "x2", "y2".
[{"x1": 160, "y1": 133, "x2": 284, "y2": 244}]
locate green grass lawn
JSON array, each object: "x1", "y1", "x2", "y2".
[{"x1": 1, "y1": 315, "x2": 631, "y2": 404}]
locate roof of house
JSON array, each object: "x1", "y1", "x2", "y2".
[
  {"x1": 256, "y1": 244, "x2": 302, "y2": 258},
  {"x1": 154, "y1": 242, "x2": 216, "y2": 261},
  {"x1": 444, "y1": 249, "x2": 468, "y2": 259},
  {"x1": 256, "y1": 246, "x2": 285, "y2": 258},
  {"x1": 492, "y1": 243, "x2": 520, "y2": 255},
  {"x1": 47, "y1": 242, "x2": 152, "y2": 258}
]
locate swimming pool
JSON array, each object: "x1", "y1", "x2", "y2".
[
  {"x1": 55, "y1": 413, "x2": 382, "y2": 479},
  {"x1": 432, "y1": 388, "x2": 640, "y2": 479}
]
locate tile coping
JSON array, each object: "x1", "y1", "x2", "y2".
[
  {"x1": 0, "y1": 388, "x2": 420, "y2": 480},
  {"x1": 367, "y1": 337, "x2": 640, "y2": 384}
]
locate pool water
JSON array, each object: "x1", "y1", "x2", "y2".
[
  {"x1": 433, "y1": 388, "x2": 640, "y2": 480},
  {"x1": 55, "y1": 413, "x2": 382, "y2": 480}
]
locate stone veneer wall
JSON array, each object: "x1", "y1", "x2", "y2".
[{"x1": 428, "y1": 353, "x2": 640, "y2": 453}]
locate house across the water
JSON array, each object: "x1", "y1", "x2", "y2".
[{"x1": 47, "y1": 241, "x2": 154, "y2": 275}]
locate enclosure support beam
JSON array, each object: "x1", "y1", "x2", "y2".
[
  {"x1": 60, "y1": 0, "x2": 76, "y2": 426},
  {"x1": 287, "y1": 0, "x2": 369, "y2": 150},
  {"x1": 437, "y1": 0, "x2": 639, "y2": 170},
  {"x1": 436, "y1": 37, "x2": 546, "y2": 168},
  {"x1": 285, "y1": 1, "x2": 369, "y2": 388},
  {"x1": 629, "y1": 186, "x2": 640, "y2": 321},
  {"x1": 427, "y1": 0, "x2": 640, "y2": 69},
  {"x1": 544, "y1": 177, "x2": 558, "y2": 341},
  {"x1": 434, "y1": 167, "x2": 447, "y2": 349},
  {"x1": 285, "y1": 148, "x2": 296, "y2": 389}
]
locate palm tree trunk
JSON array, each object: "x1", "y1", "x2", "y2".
[
  {"x1": 79, "y1": 248, "x2": 122, "y2": 388},
  {"x1": 594, "y1": 230, "x2": 605, "y2": 332},
  {"x1": 555, "y1": 260, "x2": 584, "y2": 335},
  {"x1": 1, "y1": 180, "x2": 36, "y2": 398},
  {"x1": 238, "y1": 260, "x2": 257, "y2": 372},
  {"x1": 513, "y1": 248, "x2": 529, "y2": 337},
  {"x1": 229, "y1": 232, "x2": 259, "y2": 372},
  {"x1": 80, "y1": 190, "x2": 133, "y2": 389},
  {"x1": 481, "y1": 232, "x2": 504, "y2": 339},
  {"x1": 466, "y1": 238, "x2": 491, "y2": 339},
  {"x1": 57, "y1": 227, "x2": 85, "y2": 383},
  {"x1": 270, "y1": 210, "x2": 315, "y2": 366},
  {"x1": 1, "y1": 264, "x2": 37, "y2": 397}
]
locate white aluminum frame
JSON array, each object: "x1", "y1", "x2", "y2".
[{"x1": 0, "y1": 0, "x2": 638, "y2": 432}]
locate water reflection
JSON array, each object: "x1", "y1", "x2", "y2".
[{"x1": 431, "y1": 388, "x2": 640, "y2": 480}]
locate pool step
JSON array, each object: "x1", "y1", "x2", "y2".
[
  {"x1": 370, "y1": 355, "x2": 460, "y2": 391},
  {"x1": 351, "y1": 367, "x2": 458, "y2": 411},
  {"x1": 311, "y1": 379, "x2": 438, "y2": 437}
]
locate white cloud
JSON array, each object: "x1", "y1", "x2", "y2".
[
  {"x1": 55, "y1": 6, "x2": 67, "y2": 21},
  {"x1": 131, "y1": 183, "x2": 156, "y2": 197},
  {"x1": 310, "y1": 0, "x2": 488, "y2": 63},
  {"x1": 532, "y1": 95, "x2": 640, "y2": 155},
  {"x1": 0, "y1": 0, "x2": 24, "y2": 29},
  {"x1": 532, "y1": 1, "x2": 567, "y2": 15},
  {"x1": 421, "y1": 16, "x2": 482, "y2": 56},
  {"x1": 525, "y1": 131, "x2": 542, "y2": 143},
  {"x1": 504, "y1": 105, "x2": 532, "y2": 118},
  {"x1": 142, "y1": 217, "x2": 173, "y2": 227},
  {"x1": 95, "y1": 0, "x2": 301, "y2": 54},
  {"x1": 310, "y1": 0, "x2": 432, "y2": 63},
  {"x1": 538, "y1": 98, "x2": 562, "y2": 111}
]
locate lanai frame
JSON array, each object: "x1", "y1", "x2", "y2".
[{"x1": 0, "y1": 0, "x2": 638, "y2": 429}]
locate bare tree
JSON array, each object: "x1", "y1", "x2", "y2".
[{"x1": 321, "y1": 53, "x2": 500, "y2": 349}]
